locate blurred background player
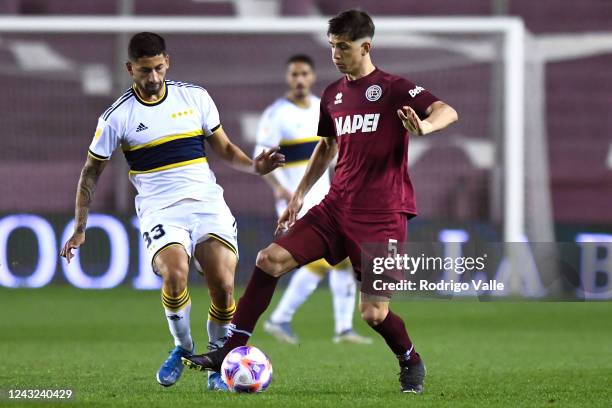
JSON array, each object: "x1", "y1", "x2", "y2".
[
  {"x1": 255, "y1": 54, "x2": 371, "y2": 345},
  {"x1": 59, "y1": 32, "x2": 283, "y2": 391},
  {"x1": 183, "y1": 10, "x2": 458, "y2": 394}
]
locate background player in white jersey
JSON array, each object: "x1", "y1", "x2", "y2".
[
  {"x1": 255, "y1": 55, "x2": 371, "y2": 345},
  {"x1": 59, "y1": 32, "x2": 284, "y2": 390}
]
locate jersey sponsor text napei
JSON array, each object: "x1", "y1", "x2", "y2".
[{"x1": 334, "y1": 113, "x2": 380, "y2": 136}]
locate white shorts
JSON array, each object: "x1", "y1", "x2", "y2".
[{"x1": 138, "y1": 199, "x2": 238, "y2": 275}]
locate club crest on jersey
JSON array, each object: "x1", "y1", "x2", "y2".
[
  {"x1": 334, "y1": 113, "x2": 380, "y2": 136},
  {"x1": 334, "y1": 92, "x2": 343, "y2": 105},
  {"x1": 365, "y1": 85, "x2": 382, "y2": 102}
]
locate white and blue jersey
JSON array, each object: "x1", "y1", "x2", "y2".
[
  {"x1": 89, "y1": 80, "x2": 238, "y2": 265},
  {"x1": 89, "y1": 80, "x2": 225, "y2": 218},
  {"x1": 254, "y1": 95, "x2": 331, "y2": 217}
]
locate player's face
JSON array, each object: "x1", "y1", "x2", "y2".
[
  {"x1": 328, "y1": 34, "x2": 370, "y2": 74},
  {"x1": 126, "y1": 54, "x2": 170, "y2": 97},
  {"x1": 286, "y1": 62, "x2": 315, "y2": 99}
]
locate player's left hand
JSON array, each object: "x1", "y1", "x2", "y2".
[
  {"x1": 254, "y1": 146, "x2": 285, "y2": 175},
  {"x1": 397, "y1": 106, "x2": 433, "y2": 136}
]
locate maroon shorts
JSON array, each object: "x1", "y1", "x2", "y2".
[{"x1": 274, "y1": 199, "x2": 410, "y2": 293}]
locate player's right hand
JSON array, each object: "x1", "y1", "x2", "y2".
[
  {"x1": 275, "y1": 194, "x2": 303, "y2": 236},
  {"x1": 60, "y1": 232, "x2": 86, "y2": 264}
]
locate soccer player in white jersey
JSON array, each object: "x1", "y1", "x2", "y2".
[
  {"x1": 59, "y1": 32, "x2": 284, "y2": 390},
  {"x1": 255, "y1": 55, "x2": 371, "y2": 345}
]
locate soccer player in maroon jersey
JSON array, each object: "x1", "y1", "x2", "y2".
[{"x1": 183, "y1": 9, "x2": 458, "y2": 393}]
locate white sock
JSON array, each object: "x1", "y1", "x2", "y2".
[
  {"x1": 207, "y1": 301, "x2": 236, "y2": 349},
  {"x1": 270, "y1": 266, "x2": 322, "y2": 323},
  {"x1": 329, "y1": 269, "x2": 357, "y2": 334},
  {"x1": 162, "y1": 288, "x2": 193, "y2": 351}
]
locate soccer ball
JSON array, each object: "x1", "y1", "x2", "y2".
[{"x1": 220, "y1": 346, "x2": 273, "y2": 393}]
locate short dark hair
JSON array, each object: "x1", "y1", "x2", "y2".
[
  {"x1": 286, "y1": 54, "x2": 315, "y2": 70},
  {"x1": 128, "y1": 32, "x2": 166, "y2": 60},
  {"x1": 327, "y1": 9, "x2": 375, "y2": 41}
]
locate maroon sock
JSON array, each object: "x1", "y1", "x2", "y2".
[
  {"x1": 371, "y1": 310, "x2": 421, "y2": 365},
  {"x1": 222, "y1": 266, "x2": 279, "y2": 352}
]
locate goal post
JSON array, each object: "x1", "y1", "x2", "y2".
[{"x1": 0, "y1": 16, "x2": 530, "y2": 243}]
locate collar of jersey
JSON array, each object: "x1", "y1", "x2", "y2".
[
  {"x1": 132, "y1": 82, "x2": 168, "y2": 107},
  {"x1": 343, "y1": 67, "x2": 380, "y2": 87}
]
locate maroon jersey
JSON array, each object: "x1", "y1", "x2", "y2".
[{"x1": 318, "y1": 68, "x2": 439, "y2": 215}]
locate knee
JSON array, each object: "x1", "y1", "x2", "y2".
[
  {"x1": 360, "y1": 303, "x2": 388, "y2": 326},
  {"x1": 160, "y1": 264, "x2": 189, "y2": 296},
  {"x1": 209, "y1": 280, "x2": 234, "y2": 301},
  {"x1": 255, "y1": 247, "x2": 285, "y2": 277}
]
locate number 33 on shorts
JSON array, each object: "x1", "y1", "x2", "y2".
[
  {"x1": 140, "y1": 221, "x2": 192, "y2": 268},
  {"x1": 142, "y1": 224, "x2": 166, "y2": 248}
]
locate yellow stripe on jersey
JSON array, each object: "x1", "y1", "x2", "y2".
[
  {"x1": 283, "y1": 159, "x2": 310, "y2": 168},
  {"x1": 128, "y1": 157, "x2": 207, "y2": 175},
  {"x1": 279, "y1": 136, "x2": 320, "y2": 146},
  {"x1": 123, "y1": 130, "x2": 204, "y2": 152}
]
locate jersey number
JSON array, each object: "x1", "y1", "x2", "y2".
[{"x1": 143, "y1": 224, "x2": 166, "y2": 248}]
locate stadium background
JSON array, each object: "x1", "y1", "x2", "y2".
[
  {"x1": 0, "y1": 1, "x2": 611, "y2": 407},
  {"x1": 1, "y1": 0, "x2": 611, "y2": 293}
]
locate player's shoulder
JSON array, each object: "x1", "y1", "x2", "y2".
[
  {"x1": 322, "y1": 77, "x2": 344, "y2": 94},
  {"x1": 166, "y1": 79, "x2": 206, "y2": 91},
  {"x1": 320, "y1": 77, "x2": 344, "y2": 102},
  {"x1": 100, "y1": 87, "x2": 135, "y2": 122},
  {"x1": 383, "y1": 70, "x2": 424, "y2": 93},
  {"x1": 377, "y1": 69, "x2": 430, "y2": 102},
  {"x1": 262, "y1": 97, "x2": 292, "y2": 117},
  {"x1": 374, "y1": 69, "x2": 412, "y2": 87},
  {"x1": 166, "y1": 79, "x2": 209, "y2": 97}
]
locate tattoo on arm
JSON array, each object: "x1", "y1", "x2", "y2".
[{"x1": 74, "y1": 158, "x2": 106, "y2": 233}]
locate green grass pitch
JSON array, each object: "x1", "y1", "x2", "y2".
[{"x1": 0, "y1": 287, "x2": 610, "y2": 407}]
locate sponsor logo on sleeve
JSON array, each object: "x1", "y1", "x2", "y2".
[{"x1": 409, "y1": 85, "x2": 425, "y2": 98}]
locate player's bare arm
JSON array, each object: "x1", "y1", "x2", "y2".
[
  {"x1": 276, "y1": 136, "x2": 338, "y2": 232},
  {"x1": 59, "y1": 155, "x2": 107, "y2": 263},
  {"x1": 397, "y1": 100, "x2": 458, "y2": 136},
  {"x1": 207, "y1": 128, "x2": 285, "y2": 175}
]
